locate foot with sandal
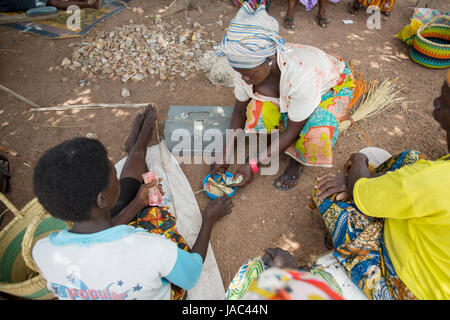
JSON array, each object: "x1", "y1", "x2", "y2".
[
  {"x1": 273, "y1": 158, "x2": 304, "y2": 191},
  {"x1": 283, "y1": 0, "x2": 331, "y2": 29}
]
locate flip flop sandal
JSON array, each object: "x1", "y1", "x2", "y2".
[
  {"x1": 273, "y1": 165, "x2": 304, "y2": 191},
  {"x1": 0, "y1": 155, "x2": 11, "y2": 194},
  {"x1": 315, "y1": 15, "x2": 330, "y2": 28},
  {"x1": 283, "y1": 17, "x2": 296, "y2": 29}
]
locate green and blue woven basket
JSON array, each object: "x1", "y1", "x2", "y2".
[{"x1": 410, "y1": 15, "x2": 450, "y2": 69}]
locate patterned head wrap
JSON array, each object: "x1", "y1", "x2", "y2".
[{"x1": 214, "y1": 1, "x2": 285, "y2": 69}]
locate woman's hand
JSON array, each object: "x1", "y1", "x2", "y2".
[
  {"x1": 232, "y1": 163, "x2": 254, "y2": 188},
  {"x1": 135, "y1": 184, "x2": 150, "y2": 209},
  {"x1": 315, "y1": 153, "x2": 369, "y2": 201},
  {"x1": 203, "y1": 197, "x2": 234, "y2": 226},
  {"x1": 315, "y1": 173, "x2": 349, "y2": 201},
  {"x1": 349, "y1": 152, "x2": 369, "y2": 168},
  {"x1": 262, "y1": 248, "x2": 298, "y2": 269},
  {"x1": 342, "y1": 153, "x2": 369, "y2": 176},
  {"x1": 210, "y1": 162, "x2": 229, "y2": 177}
]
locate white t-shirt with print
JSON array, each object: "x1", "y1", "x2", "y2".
[
  {"x1": 234, "y1": 43, "x2": 345, "y2": 122},
  {"x1": 32, "y1": 225, "x2": 200, "y2": 300}
]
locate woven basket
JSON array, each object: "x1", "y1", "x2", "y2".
[
  {"x1": 0, "y1": 193, "x2": 69, "y2": 299},
  {"x1": 410, "y1": 15, "x2": 450, "y2": 68}
]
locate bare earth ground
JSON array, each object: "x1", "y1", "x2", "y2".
[{"x1": 1, "y1": 0, "x2": 449, "y2": 293}]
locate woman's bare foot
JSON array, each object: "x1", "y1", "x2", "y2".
[
  {"x1": 122, "y1": 110, "x2": 146, "y2": 153},
  {"x1": 87, "y1": 0, "x2": 102, "y2": 9},
  {"x1": 133, "y1": 105, "x2": 157, "y2": 151},
  {"x1": 117, "y1": 105, "x2": 156, "y2": 180}
]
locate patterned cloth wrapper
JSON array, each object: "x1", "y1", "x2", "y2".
[
  {"x1": 356, "y1": 0, "x2": 395, "y2": 13},
  {"x1": 299, "y1": 0, "x2": 340, "y2": 11},
  {"x1": 230, "y1": 0, "x2": 341, "y2": 12},
  {"x1": 244, "y1": 60, "x2": 355, "y2": 167},
  {"x1": 310, "y1": 150, "x2": 427, "y2": 300},
  {"x1": 230, "y1": 0, "x2": 267, "y2": 10},
  {"x1": 226, "y1": 256, "x2": 344, "y2": 300},
  {"x1": 129, "y1": 205, "x2": 190, "y2": 300},
  {"x1": 225, "y1": 256, "x2": 267, "y2": 300}
]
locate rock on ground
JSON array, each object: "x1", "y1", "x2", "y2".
[{"x1": 207, "y1": 56, "x2": 235, "y2": 88}]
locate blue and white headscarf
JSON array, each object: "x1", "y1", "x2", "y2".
[{"x1": 214, "y1": 1, "x2": 285, "y2": 69}]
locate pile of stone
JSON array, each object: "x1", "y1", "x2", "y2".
[{"x1": 61, "y1": 20, "x2": 217, "y2": 83}]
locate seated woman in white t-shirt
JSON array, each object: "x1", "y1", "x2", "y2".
[
  {"x1": 210, "y1": 2, "x2": 357, "y2": 191},
  {"x1": 32, "y1": 105, "x2": 233, "y2": 300}
]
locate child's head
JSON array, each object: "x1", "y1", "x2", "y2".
[{"x1": 33, "y1": 137, "x2": 117, "y2": 222}]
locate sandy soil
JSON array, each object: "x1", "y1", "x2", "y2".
[{"x1": 1, "y1": 0, "x2": 449, "y2": 293}]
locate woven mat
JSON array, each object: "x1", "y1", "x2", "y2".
[{"x1": 0, "y1": 0, "x2": 129, "y2": 39}]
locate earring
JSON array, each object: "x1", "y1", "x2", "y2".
[{"x1": 268, "y1": 61, "x2": 273, "y2": 66}]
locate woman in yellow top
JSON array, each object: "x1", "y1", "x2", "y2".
[{"x1": 311, "y1": 70, "x2": 450, "y2": 300}]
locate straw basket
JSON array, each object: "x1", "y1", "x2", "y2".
[
  {"x1": 410, "y1": 15, "x2": 450, "y2": 69},
  {"x1": 0, "y1": 193, "x2": 69, "y2": 299}
]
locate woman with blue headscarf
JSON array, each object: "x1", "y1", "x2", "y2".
[{"x1": 211, "y1": 1, "x2": 356, "y2": 191}]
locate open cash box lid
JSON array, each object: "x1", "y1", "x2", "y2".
[{"x1": 163, "y1": 106, "x2": 233, "y2": 156}]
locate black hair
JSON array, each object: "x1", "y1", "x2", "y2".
[{"x1": 33, "y1": 137, "x2": 111, "y2": 222}]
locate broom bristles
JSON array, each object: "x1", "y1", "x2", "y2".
[{"x1": 339, "y1": 78, "x2": 405, "y2": 134}]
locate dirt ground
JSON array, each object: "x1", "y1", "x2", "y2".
[{"x1": 1, "y1": 0, "x2": 449, "y2": 294}]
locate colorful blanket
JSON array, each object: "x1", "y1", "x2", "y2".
[{"x1": 0, "y1": 0, "x2": 129, "y2": 39}]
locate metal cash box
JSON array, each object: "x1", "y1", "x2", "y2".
[{"x1": 163, "y1": 106, "x2": 233, "y2": 156}]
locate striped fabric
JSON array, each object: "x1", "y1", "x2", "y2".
[
  {"x1": 230, "y1": 0, "x2": 267, "y2": 10},
  {"x1": 410, "y1": 24, "x2": 450, "y2": 68},
  {"x1": 225, "y1": 256, "x2": 266, "y2": 300},
  {"x1": 214, "y1": 1, "x2": 285, "y2": 69},
  {"x1": 225, "y1": 256, "x2": 344, "y2": 300}
]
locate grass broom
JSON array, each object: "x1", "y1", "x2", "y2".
[{"x1": 339, "y1": 77, "x2": 406, "y2": 146}]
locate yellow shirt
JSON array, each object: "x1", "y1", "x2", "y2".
[{"x1": 354, "y1": 158, "x2": 450, "y2": 300}]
